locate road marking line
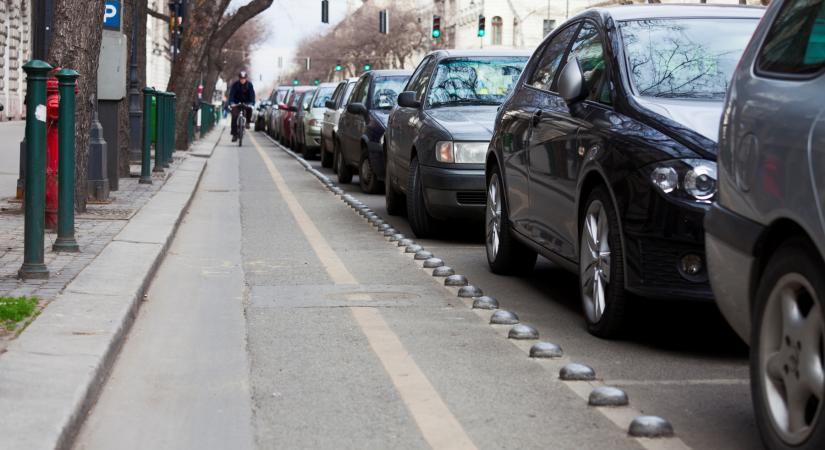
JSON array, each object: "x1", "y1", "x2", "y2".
[{"x1": 250, "y1": 134, "x2": 478, "y2": 450}]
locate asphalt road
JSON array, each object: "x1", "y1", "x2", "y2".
[{"x1": 287, "y1": 132, "x2": 759, "y2": 450}]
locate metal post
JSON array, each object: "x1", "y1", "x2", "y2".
[
  {"x1": 161, "y1": 92, "x2": 171, "y2": 167},
  {"x1": 140, "y1": 87, "x2": 155, "y2": 184},
  {"x1": 53, "y1": 69, "x2": 81, "y2": 253},
  {"x1": 128, "y1": 0, "x2": 143, "y2": 162},
  {"x1": 154, "y1": 92, "x2": 165, "y2": 172},
  {"x1": 169, "y1": 93, "x2": 177, "y2": 160},
  {"x1": 19, "y1": 60, "x2": 53, "y2": 279}
]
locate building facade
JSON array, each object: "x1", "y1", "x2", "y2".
[
  {"x1": 146, "y1": 0, "x2": 171, "y2": 90},
  {"x1": 0, "y1": 0, "x2": 30, "y2": 120}
]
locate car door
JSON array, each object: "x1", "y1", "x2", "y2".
[
  {"x1": 344, "y1": 76, "x2": 371, "y2": 165},
  {"x1": 527, "y1": 21, "x2": 594, "y2": 259},
  {"x1": 503, "y1": 24, "x2": 579, "y2": 234}
]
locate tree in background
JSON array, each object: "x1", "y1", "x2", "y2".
[
  {"x1": 47, "y1": 0, "x2": 106, "y2": 211},
  {"x1": 204, "y1": 15, "x2": 270, "y2": 103},
  {"x1": 285, "y1": 3, "x2": 433, "y2": 84}
]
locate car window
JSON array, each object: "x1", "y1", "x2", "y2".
[
  {"x1": 567, "y1": 21, "x2": 611, "y2": 105},
  {"x1": 758, "y1": 0, "x2": 825, "y2": 76},
  {"x1": 426, "y1": 57, "x2": 528, "y2": 108},
  {"x1": 371, "y1": 76, "x2": 409, "y2": 109},
  {"x1": 330, "y1": 83, "x2": 345, "y2": 106},
  {"x1": 341, "y1": 81, "x2": 357, "y2": 107},
  {"x1": 409, "y1": 57, "x2": 440, "y2": 100},
  {"x1": 405, "y1": 56, "x2": 432, "y2": 95},
  {"x1": 312, "y1": 87, "x2": 335, "y2": 108},
  {"x1": 529, "y1": 24, "x2": 579, "y2": 91},
  {"x1": 350, "y1": 77, "x2": 370, "y2": 105},
  {"x1": 302, "y1": 90, "x2": 315, "y2": 110}
]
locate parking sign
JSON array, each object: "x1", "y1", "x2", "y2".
[{"x1": 103, "y1": 0, "x2": 121, "y2": 31}]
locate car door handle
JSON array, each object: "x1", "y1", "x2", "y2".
[{"x1": 532, "y1": 110, "x2": 543, "y2": 126}]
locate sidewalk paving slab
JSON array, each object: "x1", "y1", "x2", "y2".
[{"x1": 0, "y1": 127, "x2": 224, "y2": 450}]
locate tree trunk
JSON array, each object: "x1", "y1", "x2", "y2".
[
  {"x1": 202, "y1": 63, "x2": 221, "y2": 104},
  {"x1": 47, "y1": 0, "x2": 106, "y2": 211}
]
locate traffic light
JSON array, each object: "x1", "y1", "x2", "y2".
[
  {"x1": 432, "y1": 15, "x2": 441, "y2": 39},
  {"x1": 293, "y1": 79, "x2": 299, "y2": 86},
  {"x1": 314, "y1": 79, "x2": 320, "y2": 86},
  {"x1": 335, "y1": 62, "x2": 342, "y2": 72},
  {"x1": 321, "y1": 0, "x2": 329, "y2": 23},
  {"x1": 379, "y1": 10, "x2": 389, "y2": 34},
  {"x1": 478, "y1": 15, "x2": 486, "y2": 37},
  {"x1": 363, "y1": 63, "x2": 371, "y2": 71}
]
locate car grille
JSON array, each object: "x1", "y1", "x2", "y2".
[{"x1": 456, "y1": 191, "x2": 486, "y2": 205}]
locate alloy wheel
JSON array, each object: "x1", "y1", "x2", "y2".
[
  {"x1": 759, "y1": 273, "x2": 824, "y2": 445},
  {"x1": 361, "y1": 157, "x2": 374, "y2": 186},
  {"x1": 486, "y1": 175, "x2": 502, "y2": 260},
  {"x1": 580, "y1": 200, "x2": 611, "y2": 325}
]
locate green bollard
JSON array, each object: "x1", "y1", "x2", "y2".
[
  {"x1": 140, "y1": 87, "x2": 155, "y2": 184},
  {"x1": 53, "y1": 68, "x2": 81, "y2": 253},
  {"x1": 169, "y1": 93, "x2": 177, "y2": 160},
  {"x1": 154, "y1": 92, "x2": 166, "y2": 172},
  {"x1": 162, "y1": 92, "x2": 171, "y2": 168},
  {"x1": 19, "y1": 60, "x2": 53, "y2": 279},
  {"x1": 200, "y1": 102, "x2": 207, "y2": 139}
]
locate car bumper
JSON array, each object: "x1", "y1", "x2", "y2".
[
  {"x1": 305, "y1": 128, "x2": 322, "y2": 148},
  {"x1": 420, "y1": 165, "x2": 486, "y2": 221},
  {"x1": 704, "y1": 203, "x2": 764, "y2": 343},
  {"x1": 367, "y1": 141, "x2": 385, "y2": 181}
]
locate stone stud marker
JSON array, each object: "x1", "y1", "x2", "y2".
[
  {"x1": 378, "y1": 223, "x2": 391, "y2": 231},
  {"x1": 398, "y1": 238, "x2": 415, "y2": 247},
  {"x1": 628, "y1": 416, "x2": 674, "y2": 438},
  {"x1": 388, "y1": 233, "x2": 404, "y2": 241},
  {"x1": 472, "y1": 296, "x2": 499, "y2": 310},
  {"x1": 432, "y1": 266, "x2": 455, "y2": 277},
  {"x1": 414, "y1": 250, "x2": 434, "y2": 261},
  {"x1": 508, "y1": 324, "x2": 539, "y2": 340},
  {"x1": 405, "y1": 244, "x2": 423, "y2": 254},
  {"x1": 588, "y1": 387, "x2": 629, "y2": 407},
  {"x1": 559, "y1": 363, "x2": 596, "y2": 381},
  {"x1": 423, "y1": 257, "x2": 444, "y2": 268},
  {"x1": 444, "y1": 274, "x2": 469, "y2": 286},
  {"x1": 529, "y1": 342, "x2": 563, "y2": 358},
  {"x1": 490, "y1": 310, "x2": 519, "y2": 325},
  {"x1": 458, "y1": 285, "x2": 483, "y2": 298}
]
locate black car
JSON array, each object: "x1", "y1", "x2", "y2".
[
  {"x1": 336, "y1": 70, "x2": 411, "y2": 194},
  {"x1": 486, "y1": 5, "x2": 763, "y2": 337},
  {"x1": 385, "y1": 50, "x2": 530, "y2": 237}
]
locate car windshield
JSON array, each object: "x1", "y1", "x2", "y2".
[
  {"x1": 426, "y1": 57, "x2": 528, "y2": 108},
  {"x1": 621, "y1": 18, "x2": 759, "y2": 100},
  {"x1": 372, "y1": 76, "x2": 408, "y2": 109},
  {"x1": 312, "y1": 87, "x2": 335, "y2": 108}
]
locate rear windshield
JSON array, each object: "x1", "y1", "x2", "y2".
[
  {"x1": 426, "y1": 57, "x2": 528, "y2": 107},
  {"x1": 620, "y1": 18, "x2": 759, "y2": 99},
  {"x1": 372, "y1": 76, "x2": 409, "y2": 109},
  {"x1": 312, "y1": 87, "x2": 335, "y2": 108}
]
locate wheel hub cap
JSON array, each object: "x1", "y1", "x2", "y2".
[
  {"x1": 486, "y1": 177, "x2": 501, "y2": 259},
  {"x1": 580, "y1": 201, "x2": 611, "y2": 324}
]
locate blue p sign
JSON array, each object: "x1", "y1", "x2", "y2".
[{"x1": 103, "y1": 0, "x2": 121, "y2": 30}]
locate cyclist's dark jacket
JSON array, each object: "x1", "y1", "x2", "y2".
[{"x1": 229, "y1": 80, "x2": 256, "y2": 104}]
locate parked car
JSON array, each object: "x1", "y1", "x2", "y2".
[
  {"x1": 385, "y1": 50, "x2": 531, "y2": 236},
  {"x1": 268, "y1": 86, "x2": 292, "y2": 139},
  {"x1": 253, "y1": 99, "x2": 270, "y2": 131},
  {"x1": 705, "y1": 0, "x2": 825, "y2": 447},
  {"x1": 291, "y1": 88, "x2": 316, "y2": 151},
  {"x1": 335, "y1": 70, "x2": 412, "y2": 194},
  {"x1": 321, "y1": 78, "x2": 359, "y2": 168},
  {"x1": 297, "y1": 82, "x2": 337, "y2": 159},
  {"x1": 485, "y1": 5, "x2": 763, "y2": 337},
  {"x1": 281, "y1": 86, "x2": 314, "y2": 147}
]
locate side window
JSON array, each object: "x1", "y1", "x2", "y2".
[
  {"x1": 350, "y1": 77, "x2": 370, "y2": 105},
  {"x1": 330, "y1": 83, "x2": 344, "y2": 106},
  {"x1": 567, "y1": 21, "x2": 611, "y2": 105},
  {"x1": 758, "y1": 0, "x2": 825, "y2": 76},
  {"x1": 405, "y1": 56, "x2": 432, "y2": 94},
  {"x1": 406, "y1": 56, "x2": 439, "y2": 100},
  {"x1": 528, "y1": 24, "x2": 579, "y2": 91},
  {"x1": 342, "y1": 82, "x2": 357, "y2": 106}
]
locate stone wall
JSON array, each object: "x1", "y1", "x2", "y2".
[{"x1": 0, "y1": 0, "x2": 30, "y2": 120}]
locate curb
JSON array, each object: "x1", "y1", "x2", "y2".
[{"x1": 0, "y1": 135, "x2": 217, "y2": 449}]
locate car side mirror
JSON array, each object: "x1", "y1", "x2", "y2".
[
  {"x1": 397, "y1": 91, "x2": 421, "y2": 109},
  {"x1": 558, "y1": 58, "x2": 588, "y2": 106},
  {"x1": 325, "y1": 100, "x2": 336, "y2": 109},
  {"x1": 347, "y1": 102, "x2": 368, "y2": 116}
]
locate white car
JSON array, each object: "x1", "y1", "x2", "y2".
[{"x1": 320, "y1": 78, "x2": 358, "y2": 168}]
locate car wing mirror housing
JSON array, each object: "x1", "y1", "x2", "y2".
[
  {"x1": 558, "y1": 58, "x2": 589, "y2": 108},
  {"x1": 397, "y1": 91, "x2": 421, "y2": 109},
  {"x1": 325, "y1": 100, "x2": 336, "y2": 109},
  {"x1": 347, "y1": 102, "x2": 368, "y2": 116}
]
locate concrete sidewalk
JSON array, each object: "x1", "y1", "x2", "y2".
[{"x1": 0, "y1": 127, "x2": 223, "y2": 450}]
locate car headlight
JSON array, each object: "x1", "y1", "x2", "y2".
[
  {"x1": 648, "y1": 159, "x2": 717, "y2": 203},
  {"x1": 435, "y1": 141, "x2": 488, "y2": 164}
]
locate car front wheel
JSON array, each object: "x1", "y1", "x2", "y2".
[
  {"x1": 486, "y1": 167, "x2": 537, "y2": 275},
  {"x1": 407, "y1": 156, "x2": 439, "y2": 238},
  {"x1": 320, "y1": 137, "x2": 333, "y2": 168},
  {"x1": 751, "y1": 239, "x2": 825, "y2": 450},
  {"x1": 335, "y1": 141, "x2": 353, "y2": 184},
  {"x1": 359, "y1": 151, "x2": 383, "y2": 194}
]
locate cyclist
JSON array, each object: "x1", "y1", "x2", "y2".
[{"x1": 229, "y1": 70, "x2": 256, "y2": 142}]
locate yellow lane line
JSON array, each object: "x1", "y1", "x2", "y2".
[{"x1": 250, "y1": 134, "x2": 477, "y2": 450}]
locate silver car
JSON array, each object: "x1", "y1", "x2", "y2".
[
  {"x1": 320, "y1": 78, "x2": 358, "y2": 168},
  {"x1": 705, "y1": 0, "x2": 825, "y2": 448},
  {"x1": 298, "y1": 83, "x2": 337, "y2": 159}
]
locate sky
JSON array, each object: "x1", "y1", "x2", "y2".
[{"x1": 231, "y1": 0, "x2": 351, "y2": 90}]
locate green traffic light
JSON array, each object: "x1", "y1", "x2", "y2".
[
  {"x1": 478, "y1": 30, "x2": 485, "y2": 37},
  {"x1": 363, "y1": 64, "x2": 371, "y2": 71},
  {"x1": 432, "y1": 29, "x2": 441, "y2": 39},
  {"x1": 293, "y1": 79, "x2": 299, "y2": 86},
  {"x1": 314, "y1": 79, "x2": 319, "y2": 85},
  {"x1": 335, "y1": 64, "x2": 342, "y2": 71}
]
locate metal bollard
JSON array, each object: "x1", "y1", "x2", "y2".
[
  {"x1": 19, "y1": 60, "x2": 53, "y2": 279},
  {"x1": 154, "y1": 91, "x2": 166, "y2": 172},
  {"x1": 53, "y1": 68, "x2": 80, "y2": 253},
  {"x1": 169, "y1": 92, "x2": 176, "y2": 161},
  {"x1": 140, "y1": 87, "x2": 155, "y2": 184},
  {"x1": 200, "y1": 101, "x2": 208, "y2": 138}
]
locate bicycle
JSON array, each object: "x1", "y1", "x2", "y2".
[{"x1": 232, "y1": 103, "x2": 253, "y2": 147}]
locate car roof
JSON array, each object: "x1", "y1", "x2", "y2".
[
  {"x1": 293, "y1": 86, "x2": 315, "y2": 92},
  {"x1": 316, "y1": 82, "x2": 338, "y2": 88},
  {"x1": 587, "y1": 4, "x2": 764, "y2": 22},
  {"x1": 428, "y1": 49, "x2": 533, "y2": 59},
  {"x1": 368, "y1": 69, "x2": 413, "y2": 77}
]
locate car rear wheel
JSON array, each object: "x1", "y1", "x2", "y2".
[
  {"x1": 320, "y1": 137, "x2": 333, "y2": 168},
  {"x1": 485, "y1": 167, "x2": 537, "y2": 275},
  {"x1": 360, "y1": 151, "x2": 383, "y2": 194},
  {"x1": 335, "y1": 140, "x2": 353, "y2": 184},
  {"x1": 751, "y1": 239, "x2": 825, "y2": 450},
  {"x1": 579, "y1": 186, "x2": 627, "y2": 338},
  {"x1": 407, "y1": 156, "x2": 440, "y2": 238}
]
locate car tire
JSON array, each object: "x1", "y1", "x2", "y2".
[
  {"x1": 335, "y1": 140, "x2": 353, "y2": 184},
  {"x1": 303, "y1": 142, "x2": 315, "y2": 160},
  {"x1": 407, "y1": 156, "x2": 440, "y2": 238},
  {"x1": 579, "y1": 186, "x2": 627, "y2": 339},
  {"x1": 359, "y1": 150, "x2": 383, "y2": 194},
  {"x1": 485, "y1": 166, "x2": 537, "y2": 275},
  {"x1": 751, "y1": 238, "x2": 825, "y2": 450},
  {"x1": 385, "y1": 156, "x2": 405, "y2": 216},
  {"x1": 321, "y1": 138, "x2": 333, "y2": 168}
]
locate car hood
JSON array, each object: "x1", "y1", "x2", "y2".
[
  {"x1": 426, "y1": 105, "x2": 498, "y2": 141},
  {"x1": 634, "y1": 97, "x2": 723, "y2": 143}
]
